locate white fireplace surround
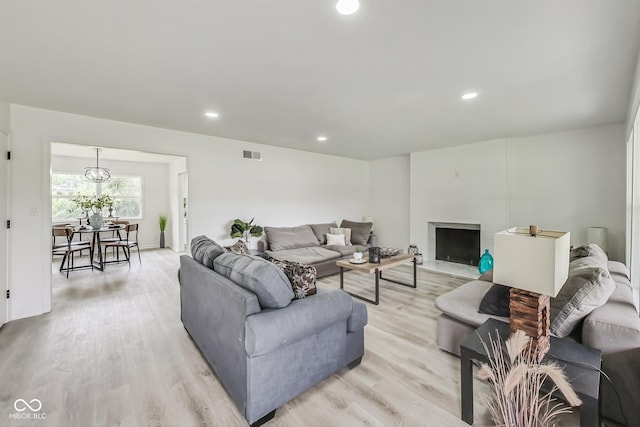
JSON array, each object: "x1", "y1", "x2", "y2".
[{"x1": 427, "y1": 221, "x2": 481, "y2": 262}]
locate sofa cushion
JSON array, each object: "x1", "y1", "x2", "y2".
[
  {"x1": 435, "y1": 280, "x2": 507, "y2": 327},
  {"x1": 550, "y1": 256, "x2": 616, "y2": 338},
  {"x1": 478, "y1": 284, "x2": 511, "y2": 317},
  {"x1": 190, "y1": 235, "x2": 226, "y2": 269},
  {"x1": 570, "y1": 243, "x2": 608, "y2": 262},
  {"x1": 266, "y1": 256, "x2": 317, "y2": 299},
  {"x1": 264, "y1": 225, "x2": 319, "y2": 251},
  {"x1": 324, "y1": 244, "x2": 367, "y2": 257},
  {"x1": 266, "y1": 246, "x2": 341, "y2": 265},
  {"x1": 340, "y1": 219, "x2": 373, "y2": 246},
  {"x1": 226, "y1": 240, "x2": 249, "y2": 254},
  {"x1": 326, "y1": 233, "x2": 346, "y2": 246},
  {"x1": 329, "y1": 227, "x2": 351, "y2": 246},
  {"x1": 309, "y1": 222, "x2": 337, "y2": 245},
  {"x1": 213, "y1": 252, "x2": 294, "y2": 309}
]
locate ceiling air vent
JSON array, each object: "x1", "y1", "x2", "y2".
[{"x1": 242, "y1": 150, "x2": 262, "y2": 161}]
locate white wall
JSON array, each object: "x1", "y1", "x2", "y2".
[
  {"x1": 410, "y1": 140, "x2": 508, "y2": 261},
  {"x1": 508, "y1": 124, "x2": 626, "y2": 261},
  {"x1": 9, "y1": 104, "x2": 369, "y2": 320},
  {"x1": 51, "y1": 155, "x2": 172, "y2": 249},
  {"x1": 0, "y1": 101, "x2": 9, "y2": 132},
  {"x1": 408, "y1": 124, "x2": 626, "y2": 264},
  {"x1": 369, "y1": 156, "x2": 410, "y2": 250},
  {"x1": 169, "y1": 157, "x2": 187, "y2": 252}
]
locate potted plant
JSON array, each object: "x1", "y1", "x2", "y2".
[
  {"x1": 159, "y1": 214, "x2": 167, "y2": 248},
  {"x1": 71, "y1": 194, "x2": 94, "y2": 218},
  {"x1": 229, "y1": 218, "x2": 263, "y2": 244},
  {"x1": 353, "y1": 247, "x2": 363, "y2": 262}
]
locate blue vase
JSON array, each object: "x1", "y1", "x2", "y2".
[{"x1": 478, "y1": 249, "x2": 493, "y2": 274}]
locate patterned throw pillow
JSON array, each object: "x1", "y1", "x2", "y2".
[
  {"x1": 226, "y1": 240, "x2": 250, "y2": 255},
  {"x1": 266, "y1": 256, "x2": 317, "y2": 299}
]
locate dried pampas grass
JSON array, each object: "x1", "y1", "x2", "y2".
[{"x1": 478, "y1": 329, "x2": 581, "y2": 427}]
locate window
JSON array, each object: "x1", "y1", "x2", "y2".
[{"x1": 51, "y1": 173, "x2": 143, "y2": 220}]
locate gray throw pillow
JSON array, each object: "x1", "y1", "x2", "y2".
[
  {"x1": 264, "y1": 225, "x2": 319, "y2": 251},
  {"x1": 309, "y1": 222, "x2": 338, "y2": 244},
  {"x1": 213, "y1": 252, "x2": 294, "y2": 308},
  {"x1": 190, "y1": 235, "x2": 226, "y2": 269},
  {"x1": 550, "y1": 256, "x2": 616, "y2": 338},
  {"x1": 570, "y1": 244, "x2": 608, "y2": 263},
  {"x1": 340, "y1": 219, "x2": 373, "y2": 246}
]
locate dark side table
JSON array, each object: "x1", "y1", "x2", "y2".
[{"x1": 460, "y1": 318, "x2": 601, "y2": 427}]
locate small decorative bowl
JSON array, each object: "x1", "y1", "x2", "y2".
[{"x1": 379, "y1": 247, "x2": 402, "y2": 258}]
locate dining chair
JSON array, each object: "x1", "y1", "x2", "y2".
[
  {"x1": 100, "y1": 220, "x2": 130, "y2": 257},
  {"x1": 52, "y1": 227, "x2": 94, "y2": 277},
  {"x1": 103, "y1": 223, "x2": 141, "y2": 266},
  {"x1": 52, "y1": 224, "x2": 88, "y2": 259}
]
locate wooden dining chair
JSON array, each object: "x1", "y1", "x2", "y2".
[
  {"x1": 52, "y1": 227, "x2": 93, "y2": 277},
  {"x1": 100, "y1": 220, "x2": 130, "y2": 256},
  {"x1": 52, "y1": 224, "x2": 88, "y2": 259},
  {"x1": 103, "y1": 223, "x2": 141, "y2": 266}
]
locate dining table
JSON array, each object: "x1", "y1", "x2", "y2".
[{"x1": 72, "y1": 224, "x2": 125, "y2": 271}]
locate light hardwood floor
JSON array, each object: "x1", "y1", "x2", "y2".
[{"x1": 0, "y1": 250, "x2": 588, "y2": 426}]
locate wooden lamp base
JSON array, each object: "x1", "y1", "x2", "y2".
[{"x1": 509, "y1": 288, "x2": 550, "y2": 362}]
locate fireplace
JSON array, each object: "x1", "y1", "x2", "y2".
[{"x1": 428, "y1": 222, "x2": 481, "y2": 267}]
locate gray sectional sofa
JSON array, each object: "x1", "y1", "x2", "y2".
[
  {"x1": 179, "y1": 237, "x2": 368, "y2": 426},
  {"x1": 264, "y1": 220, "x2": 376, "y2": 278},
  {"x1": 435, "y1": 246, "x2": 640, "y2": 424}
]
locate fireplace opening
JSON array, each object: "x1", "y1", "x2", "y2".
[{"x1": 435, "y1": 227, "x2": 480, "y2": 266}]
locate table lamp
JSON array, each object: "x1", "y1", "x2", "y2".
[{"x1": 493, "y1": 226, "x2": 570, "y2": 361}]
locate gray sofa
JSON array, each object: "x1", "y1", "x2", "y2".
[
  {"x1": 435, "y1": 250, "x2": 640, "y2": 425},
  {"x1": 264, "y1": 220, "x2": 376, "y2": 278},
  {"x1": 179, "y1": 248, "x2": 367, "y2": 426}
]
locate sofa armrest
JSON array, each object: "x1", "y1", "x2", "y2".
[
  {"x1": 582, "y1": 301, "x2": 640, "y2": 355},
  {"x1": 245, "y1": 290, "x2": 353, "y2": 356},
  {"x1": 348, "y1": 299, "x2": 368, "y2": 332}
]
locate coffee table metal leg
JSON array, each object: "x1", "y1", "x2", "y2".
[
  {"x1": 374, "y1": 268, "x2": 380, "y2": 305},
  {"x1": 379, "y1": 258, "x2": 417, "y2": 288},
  {"x1": 340, "y1": 266, "x2": 380, "y2": 305},
  {"x1": 461, "y1": 347, "x2": 474, "y2": 424}
]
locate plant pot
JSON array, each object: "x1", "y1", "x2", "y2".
[
  {"x1": 160, "y1": 231, "x2": 165, "y2": 248},
  {"x1": 90, "y1": 213, "x2": 103, "y2": 229}
]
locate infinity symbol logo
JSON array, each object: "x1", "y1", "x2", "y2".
[{"x1": 14, "y1": 399, "x2": 42, "y2": 412}]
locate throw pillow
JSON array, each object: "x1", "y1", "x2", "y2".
[
  {"x1": 550, "y1": 256, "x2": 616, "y2": 338},
  {"x1": 266, "y1": 256, "x2": 317, "y2": 299},
  {"x1": 309, "y1": 222, "x2": 338, "y2": 245},
  {"x1": 326, "y1": 233, "x2": 346, "y2": 246},
  {"x1": 213, "y1": 252, "x2": 294, "y2": 308},
  {"x1": 226, "y1": 240, "x2": 250, "y2": 254},
  {"x1": 329, "y1": 227, "x2": 351, "y2": 245},
  {"x1": 190, "y1": 235, "x2": 226, "y2": 269},
  {"x1": 264, "y1": 225, "x2": 319, "y2": 251},
  {"x1": 478, "y1": 284, "x2": 511, "y2": 317},
  {"x1": 570, "y1": 244, "x2": 608, "y2": 263},
  {"x1": 340, "y1": 219, "x2": 373, "y2": 246}
]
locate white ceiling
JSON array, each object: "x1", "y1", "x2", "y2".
[{"x1": 2, "y1": 1, "x2": 640, "y2": 160}]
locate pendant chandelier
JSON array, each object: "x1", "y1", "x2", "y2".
[{"x1": 85, "y1": 148, "x2": 110, "y2": 183}]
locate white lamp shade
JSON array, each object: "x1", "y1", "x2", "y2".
[
  {"x1": 586, "y1": 227, "x2": 607, "y2": 252},
  {"x1": 493, "y1": 227, "x2": 570, "y2": 298}
]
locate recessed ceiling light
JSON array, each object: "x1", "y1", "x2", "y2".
[
  {"x1": 205, "y1": 111, "x2": 219, "y2": 118},
  {"x1": 336, "y1": 0, "x2": 359, "y2": 15},
  {"x1": 317, "y1": 136, "x2": 328, "y2": 142},
  {"x1": 461, "y1": 92, "x2": 478, "y2": 100}
]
